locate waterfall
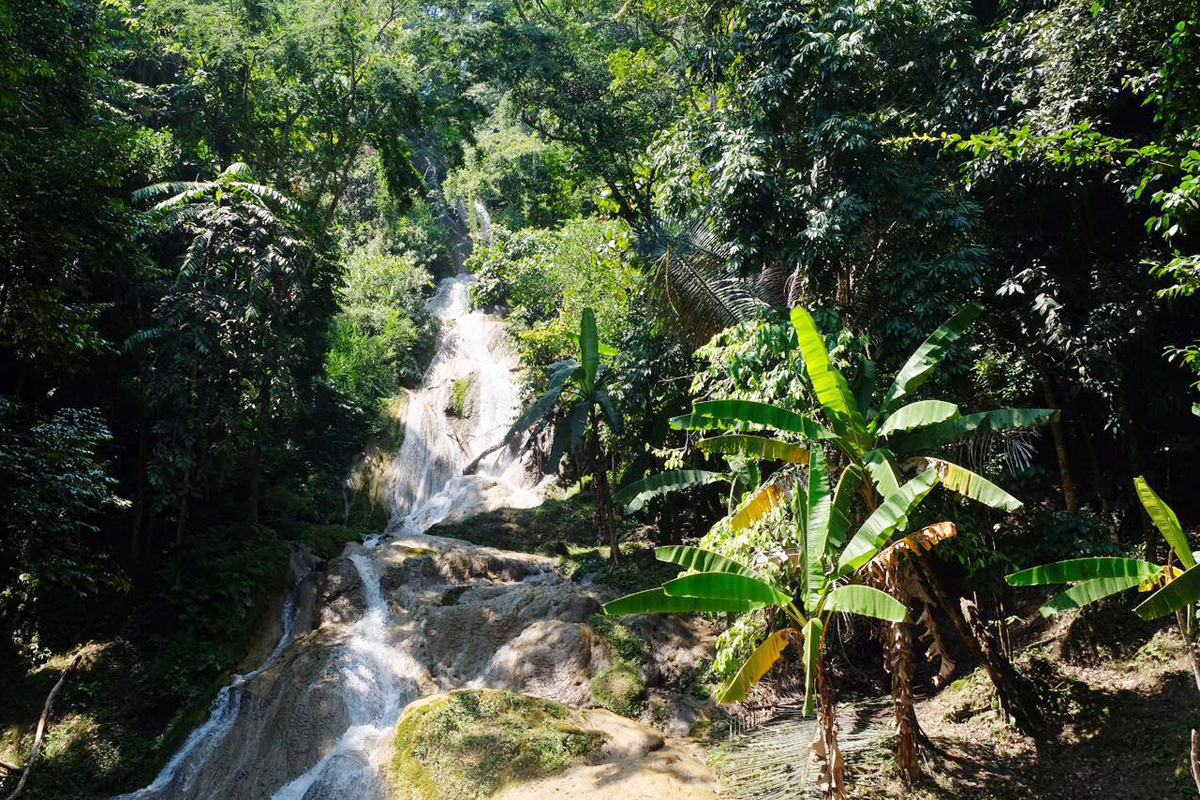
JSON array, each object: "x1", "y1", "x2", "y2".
[
  {"x1": 115, "y1": 272, "x2": 544, "y2": 799},
  {"x1": 115, "y1": 570, "x2": 312, "y2": 799}
]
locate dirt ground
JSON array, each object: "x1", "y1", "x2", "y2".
[{"x1": 841, "y1": 605, "x2": 1200, "y2": 799}]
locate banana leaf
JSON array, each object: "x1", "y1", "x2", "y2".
[
  {"x1": 664, "y1": 572, "x2": 791, "y2": 606},
  {"x1": 804, "y1": 450, "x2": 834, "y2": 609},
  {"x1": 824, "y1": 584, "x2": 908, "y2": 622},
  {"x1": 672, "y1": 399, "x2": 833, "y2": 440},
  {"x1": 1135, "y1": 562, "x2": 1200, "y2": 620},
  {"x1": 880, "y1": 303, "x2": 982, "y2": 412},
  {"x1": 877, "y1": 400, "x2": 960, "y2": 438},
  {"x1": 655, "y1": 545, "x2": 759, "y2": 578},
  {"x1": 612, "y1": 469, "x2": 726, "y2": 514},
  {"x1": 603, "y1": 588, "x2": 763, "y2": 616},
  {"x1": 1006, "y1": 557, "x2": 1162, "y2": 586},
  {"x1": 1135, "y1": 477, "x2": 1194, "y2": 569},
  {"x1": 1038, "y1": 576, "x2": 1146, "y2": 617},
  {"x1": 698, "y1": 434, "x2": 810, "y2": 464},
  {"x1": 717, "y1": 628, "x2": 795, "y2": 704},
  {"x1": 790, "y1": 307, "x2": 868, "y2": 450},
  {"x1": 915, "y1": 457, "x2": 1022, "y2": 512},
  {"x1": 889, "y1": 408, "x2": 1057, "y2": 454},
  {"x1": 837, "y1": 469, "x2": 938, "y2": 574}
]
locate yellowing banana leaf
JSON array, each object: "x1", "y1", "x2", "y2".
[
  {"x1": 824, "y1": 584, "x2": 908, "y2": 622},
  {"x1": 717, "y1": 628, "x2": 795, "y2": 704},
  {"x1": 1038, "y1": 576, "x2": 1145, "y2": 617},
  {"x1": 664, "y1": 572, "x2": 792, "y2": 606},
  {"x1": 914, "y1": 457, "x2": 1022, "y2": 512},
  {"x1": 602, "y1": 588, "x2": 764, "y2": 616},
  {"x1": 1135, "y1": 562, "x2": 1200, "y2": 620},
  {"x1": 877, "y1": 400, "x2": 960, "y2": 438},
  {"x1": 698, "y1": 434, "x2": 810, "y2": 464},
  {"x1": 1005, "y1": 557, "x2": 1162, "y2": 586},
  {"x1": 654, "y1": 545, "x2": 759, "y2": 578},
  {"x1": 727, "y1": 481, "x2": 788, "y2": 532},
  {"x1": 1135, "y1": 477, "x2": 1194, "y2": 569}
]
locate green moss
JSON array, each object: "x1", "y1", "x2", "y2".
[
  {"x1": 590, "y1": 663, "x2": 645, "y2": 718},
  {"x1": 450, "y1": 378, "x2": 470, "y2": 417},
  {"x1": 385, "y1": 690, "x2": 601, "y2": 800}
]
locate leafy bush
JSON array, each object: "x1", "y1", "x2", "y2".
[{"x1": 325, "y1": 245, "x2": 436, "y2": 414}]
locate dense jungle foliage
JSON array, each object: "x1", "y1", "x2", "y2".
[{"x1": 1, "y1": 0, "x2": 1199, "y2": 796}]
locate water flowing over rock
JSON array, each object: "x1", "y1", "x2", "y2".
[{"x1": 114, "y1": 273, "x2": 711, "y2": 800}]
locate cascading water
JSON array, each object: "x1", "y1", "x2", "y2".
[
  {"x1": 115, "y1": 570, "x2": 312, "y2": 799},
  {"x1": 116, "y1": 272, "x2": 548, "y2": 800}
]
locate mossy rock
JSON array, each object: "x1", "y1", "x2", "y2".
[
  {"x1": 385, "y1": 690, "x2": 602, "y2": 800},
  {"x1": 590, "y1": 663, "x2": 645, "y2": 718}
]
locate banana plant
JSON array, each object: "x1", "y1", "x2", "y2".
[
  {"x1": 669, "y1": 302, "x2": 1056, "y2": 514},
  {"x1": 507, "y1": 307, "x2": 624, "y2": 561},
  {"x1": 1007, "y1": 477, "x2": 1200, "y2": 621},
  {"x1": 603, "y1": 451, "x2": 943, "y2": 799}
]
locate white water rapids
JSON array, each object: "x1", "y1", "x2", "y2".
[{"x1": 116, "y1": 273, "x2": 545, "y2": 799}]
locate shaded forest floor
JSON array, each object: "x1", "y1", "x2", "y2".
[{"x1": 839, "y1": 604, "x2": 1199, "y2": 799}]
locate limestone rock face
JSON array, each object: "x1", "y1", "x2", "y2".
[{"x1": 131, "y1": 532, "x2": 712, "y2": 800}]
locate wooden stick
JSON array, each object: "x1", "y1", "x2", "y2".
[{"x1": 4, "y1": 653, "x2": 83, "y2": 800}]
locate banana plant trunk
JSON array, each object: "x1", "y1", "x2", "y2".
[
  {"x1": 588, "y1": 406, "x2": 620, "y2": 564},
  {"x1": 812, "y1": 652, "x2": 847, "y2": 800},
  {"x1": 885, "y1": 620, "x2": 920, "y2": 784}
]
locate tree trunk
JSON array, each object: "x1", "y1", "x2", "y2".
[
  {"x1": 130, "y1": 423, "x2": 151, "y2": 562},
  {"x1": 914, "y1": 552, "x2": 1040, "y2": 735},
  {"x1": 1043, "y1": 375, "x2": 1078, "y2": 512},
  {"x1": 810, "y1": 652, "x2": 846, "y2": 800},
  {"x1": 247, "y1": 374, "x2": 272, "y2": 526},
  {"x1": 885, "y1": 621, "x2": 920, "y2": 784},
  {"x1": 589, "y1": 409, "x2": 619, "y2": 564}
]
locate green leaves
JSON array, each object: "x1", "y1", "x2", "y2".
[
  {"x1": 698, "y1": 434, "x2": 810, "y2": 464},
  {"x1": 1136, "y1": 563, "x2": 1200, "y2": 620},
  {"x1": 789, "y1": 307, "x2": 867, "y2": 451},
  {"x1": 1006, "y1": 557, "x2": 1162, "y2": 586},
  {"x1": 579, "y1": 307, "x2": 599, "y2": 392},
  {"x1": 824, "y1": 585, "x2": 908, "y2": 622},
  {"x1": 804, "y1": 449, "x2": 834, "y2": 609},
  {"x1": 603, "y1": 588, "x2": 763, "y2": 616},
  {"x1": 664, "y1": 572, "x2": 792, "y2": 606},
  {"x1": 877, "y1": 400, "x2": 959, "y2": 438},
  {"x1": 654, "y1": 545, "x2": 759, "y2": 578},
  {"x1": 612, "y1": 469, "x2": 727, "y2": 514},
  {"x1": 838, "y1": 470, "x2": 939, "y2": 574},
  {"x1": 717, "y1": 628, "x2": 794, "y2": 704},
  {"x1": 671, "y1": 400, "x2": 833, "y2": 440},
  {"x1": 889, "y1": 408, "x2": 1057, "y2": 454},
  {"x1": 1135, "y1": 477, "x2": 1194, "y2": 568},
  {"x1": 1038, "y1": 577, "x2": 1146, "y2": 617},
  {"x1": 881, "y1": 303, "x2": 982, "y2": 412}
]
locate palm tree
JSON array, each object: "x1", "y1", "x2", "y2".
[{"x1": 507, "y1": 308, "x2": 624, "y2": 561}]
